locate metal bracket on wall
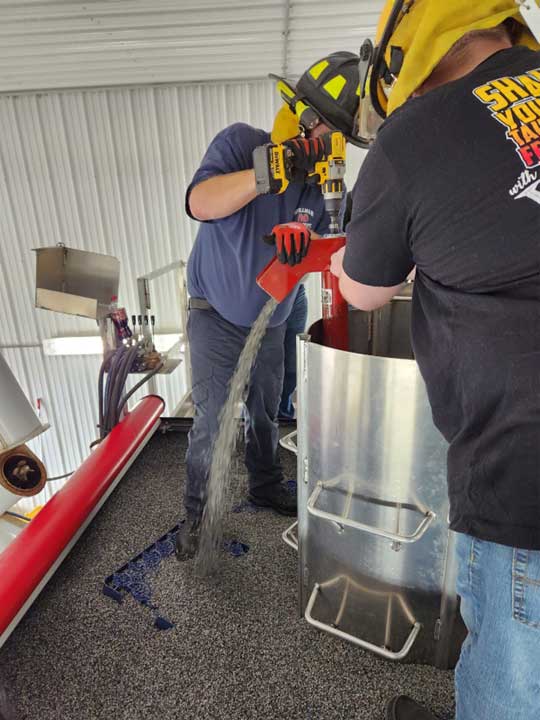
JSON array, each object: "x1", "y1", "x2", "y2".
[
  {"x1": 136, "y1": 277, "x2": 153, "y2": 344},
  {"x1": 137, "y1": 260, "x2": 191, "y2": 405}
]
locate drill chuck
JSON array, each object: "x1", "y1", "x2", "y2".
[
  {"x1": 321, "y1": 153, "x2": 345, "y2": 233},
  {"x1": 322, "y1": 177, "x2": 345, "y2": 234},
  {"x1": 325, "y1": 204, "x2": 342, "y2": 232}
]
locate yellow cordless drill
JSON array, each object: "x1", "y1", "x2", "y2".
[{"x1": 253, "y1": 131, "x2": 346, "y2": 234}]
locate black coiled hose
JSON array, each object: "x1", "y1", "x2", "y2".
[{"x1": 98, "y1": 343, "x2": 154, "y2": 439}]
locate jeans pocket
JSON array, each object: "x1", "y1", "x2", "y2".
[{"x1": 512, "y1": 549, "x2": 540, "y2": 629}]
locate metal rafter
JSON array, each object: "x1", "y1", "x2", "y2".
[{"x1": 282, "y1": 0, "x2": 291, "y2": 77}]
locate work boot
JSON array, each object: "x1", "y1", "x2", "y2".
[
  {"x1": 175, "y1": 515, "x2": 201, "y2": 561},
  {"x1": 248, "y1": 481, "x2": 297, "y2": 516},
  {"x1": 385, "y1": 696, "x2": 439, "y2": 720},
  {"x1": 277, "y1": 415, "x2": 296, "y2": 427}
]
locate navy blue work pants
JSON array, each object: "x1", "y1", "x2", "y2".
[
  {"x1": 185, "y1": 306, "x2": 286, "y2": 518},
  {"x1": 278, "y1": 284, "x2": 308, "y2": 419}
]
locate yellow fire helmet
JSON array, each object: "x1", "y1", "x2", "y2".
[
  {"x1": 271, "y1": 103, "x2": 302, "y2": 144},
  {"x1": 371, "y1": 0, "x2": 540, "y2": 119}
]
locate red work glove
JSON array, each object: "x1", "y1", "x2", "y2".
[
  {"x1": 264, "y1": 222, "x2": 312, "y2": 266},
  {"x1": 283, "y1": 133, "x2": 332, "y2": 183}
]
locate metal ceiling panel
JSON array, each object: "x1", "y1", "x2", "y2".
[{"x1": 0, "y1": 0, "x2": 288, "y2": 92}]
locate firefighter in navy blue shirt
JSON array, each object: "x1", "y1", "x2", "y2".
[
  {"x1": 327, "y1": 3, "x2": 540, "y2": 719},
  {"x1": 176, "y1": 52, "x2": 361, "y2": 559}
]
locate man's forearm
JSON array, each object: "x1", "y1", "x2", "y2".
[
  {"x1": 188, "y1": 170, "x2": 257, "y2": 221},
  {"x1": 339, "y1": 272, "x2": 405, "y2": 311},
  {"x1": 330, "y1": 247, "x2": 405, "y2": 310}
]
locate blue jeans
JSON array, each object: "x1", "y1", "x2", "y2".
[
  {"x1": 455, "y1": 533, "x2": 540, "y2": 719},
  {"x1": 278, "y1": 284, "x2": 308, "y2": 420},
  {"x1": 185, "y1": 306, "x2": 286, "y2": 518}
]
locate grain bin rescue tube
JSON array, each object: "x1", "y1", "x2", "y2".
[{"x1": 0, "y1": 353, "x2": 48, "y2": 516}]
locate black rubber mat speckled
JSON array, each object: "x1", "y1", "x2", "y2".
[{"x1": 0, "y1": 430, "x2": 455, "y2": 720}]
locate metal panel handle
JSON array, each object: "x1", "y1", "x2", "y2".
[
  {"x1": 282, "y1": 520, "x2": 298, "y2": 551},
  {"x1": 279, "y1": 430, "x2": 298, "y2": 456},
  {"x1": 305, "y1": 583, "x2": 421, "y2": 661},
  {"x1": 307, "y1": 482, "x2": 435, "y2": 545}
]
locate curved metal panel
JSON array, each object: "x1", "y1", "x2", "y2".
[{"x1": 296, "y1": 317, "x2": 462, "y2": 667}]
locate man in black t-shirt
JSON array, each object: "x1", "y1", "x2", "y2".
[{"x1": 329, "y1": 3, "x2": 540, "y2": 720}]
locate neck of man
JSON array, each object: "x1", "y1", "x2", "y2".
[{"x1": 416, "y1": 37, "x2": 513, "y2": 96}]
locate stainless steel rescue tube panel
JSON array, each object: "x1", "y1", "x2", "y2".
[{"x1": 296, "y1": 310, "x2": 464, "y2": 668}]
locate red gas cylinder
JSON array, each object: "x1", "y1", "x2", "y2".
[{"x1": 321, "y1": 268, "x2": 349, "y2": 351}]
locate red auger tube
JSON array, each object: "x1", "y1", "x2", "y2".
[{"x1": 0, "y1": 395, "x2": 164, "y2": 648}]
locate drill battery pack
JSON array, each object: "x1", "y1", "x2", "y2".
[{"x1": 253, "y1": 143, "x2": 290, "y2": 195}]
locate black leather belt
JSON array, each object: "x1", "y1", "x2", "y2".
[{"x1": 188, "y1": 297, "x2": 212, "y2": 311}]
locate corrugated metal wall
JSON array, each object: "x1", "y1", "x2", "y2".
[
  {"x1": 0, "y1": 0, "x2": 376, "y2": 476},
  {"x1": 0, "y1": 80, "x2": 281, "y2": 475},
  {"x1": 287, "y1": 0, "x2": 381, "y2": 75}
]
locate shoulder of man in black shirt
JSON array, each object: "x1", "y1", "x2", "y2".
[{"x1": 345, "y1": 44, "x2": 540, "y2": 293}]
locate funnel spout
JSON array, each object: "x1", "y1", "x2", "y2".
[
  {"x1": 256, "y1": 235, "x2": 346, "y2": 303},
  {"x1": 256, "y1": 235, "x2": 349, "y2": 350}
]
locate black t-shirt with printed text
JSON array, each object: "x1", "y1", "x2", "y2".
[{"x1": 345, "y1": 46, "x2": 540, "y2": 550}]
